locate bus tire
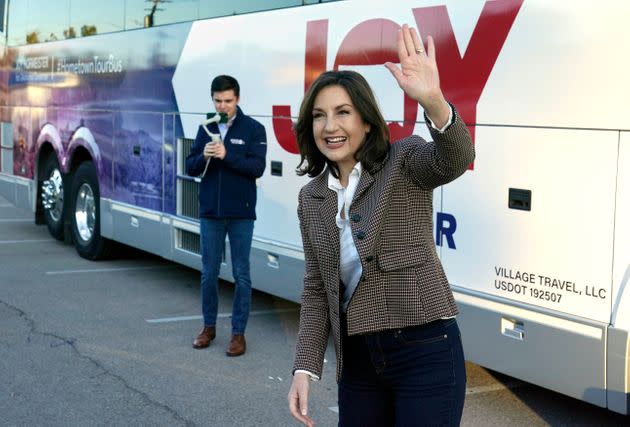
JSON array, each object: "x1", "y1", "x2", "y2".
[
  {"x1": 70, "y1": 161, "x2": 113, "y2": 260},
  {"x1": 40, "y1": 154, "x2": 65, "y2": 240}
]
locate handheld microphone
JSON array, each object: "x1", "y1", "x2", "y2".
[
  {"x1": 202, "y1": 112, "x2": 229, "y2": 126},
  {"x1": 201, "y1": 112, "x2": 228, "y2": 140},
  {"x1": 200, "y1": 112, "x2": 229, "y2": 177}
]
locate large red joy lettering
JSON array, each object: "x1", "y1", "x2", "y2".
[
  {"x1": 272, "y1": 0, "x2": 524, "y2": 160},
  {"x1": 413, "y1": 0, "x2": 523, "y2": 168}
]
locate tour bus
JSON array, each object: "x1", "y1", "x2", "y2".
[{"x1": 0, "y1": 0, "x2": 628, "y2": 415}]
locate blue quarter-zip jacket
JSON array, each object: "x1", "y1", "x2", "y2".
[{"x1": 185, "y1": 106, "x2": 267, "y2": 219}]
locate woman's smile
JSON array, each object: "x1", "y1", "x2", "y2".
[{"x1": 324, "y1": 136, "x2": 347, "y2": 147}]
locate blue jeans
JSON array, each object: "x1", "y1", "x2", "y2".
[
  {"x1": 338, "y1": 318, "x2": 466, "y2": 427},
  {"x1": 200, "y1": 218, "x2": 254, "y2": 335}
]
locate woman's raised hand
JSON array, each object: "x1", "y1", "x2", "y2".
[{"x1": 385, "y1": 24, "x2": 449, "y2": 127}]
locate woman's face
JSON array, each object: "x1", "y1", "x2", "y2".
[{"x1": 312, "y1": 85, "x2": 371, "y2": 174}]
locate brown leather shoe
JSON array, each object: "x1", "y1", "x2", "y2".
[
  {"x1": 226, "y1": 334, "x2": 246, "y2": 357},
  {"x1": 192, "y1": 326, "x2": 216, "y2": 349}
]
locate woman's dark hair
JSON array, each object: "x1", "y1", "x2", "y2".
[
  {"x1": 295, "y1": 70, "x2": 390, "y2": 178},
  {"x1": 211, "y1": 74, "x2": 240, "y2": 97}
]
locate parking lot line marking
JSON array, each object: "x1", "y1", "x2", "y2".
[
  {"x1": 465, "y1": 381, "x2": 523, "y2": 395},
  {"x1": 146, "y1": 315, "x2": 202, "y2": 323},
  {"x1": 146, "y1": 308, "x2": 298, "y2": 323},
  {"x1": 220, "y1": 308, "x2": 298, "y2": 318},
  {"x1": 46, "y1": 266, "x2": 174, "y2": 275},
  {"x1": 329, "y1": 406, "x2": 339, "y2": 413},
  {"x1": 0, "y1": 239, "x2": 51, "y2": 244},
  {"x1": 0, "y1": 219, "x2": 31, "y2": 223}
]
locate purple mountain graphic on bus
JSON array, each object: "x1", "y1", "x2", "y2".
[{"x1": 5, "y1": 23, "x2": 191, "y2": 213}]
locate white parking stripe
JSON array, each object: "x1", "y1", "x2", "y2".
[
  {"x1": 0, "y1": 239, "x2": 51, "y2": 244},
  {"x1": 146, "y1": 315, "x2": 202, "y2": 323},
  {"x1": 46, "y1": 266, "x2": 175, "y2": 275},
  {"x1": 466, "y1": 381, "x2": 524, "y2": 395},
  {"x1": 146, "y1": 308, "x2": 298, "y2": 323}
]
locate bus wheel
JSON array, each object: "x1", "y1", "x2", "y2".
[
  {"x1": 70, "y1": 161, "x2": 112, "y2": 260},
  {"x1": 41, "y1": 155, "x2": 65, "y2": 240}
]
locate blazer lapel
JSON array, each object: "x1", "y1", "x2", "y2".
[
  {"x1": 353, "y1": 170, "x2": 375, "y2": 203},
  {"x1": 311, "y1": 179, "x2": 340, "y2": 257},
  {"x1": 354, "y1": 150, "x2": 389, "y2": 202},
  {"x1": 308, "y1": 175, "x2": 340, "y2": 280}
]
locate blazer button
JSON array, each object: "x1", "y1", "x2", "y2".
[
  {"x1": 365, "y1": 255, "x2": 374, "y2": 262},
  {"x1": 356, "y1": 231, "x2": 366, "y2": 240},
  {"x1": 351, "y1": 213, "x2": 362, "y2": 222}
]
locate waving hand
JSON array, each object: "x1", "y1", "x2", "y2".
[{"x1": 385, "y1": 24, "x2": 450, "y2": 128}]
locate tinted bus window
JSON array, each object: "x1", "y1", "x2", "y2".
[
  {"x1": 70, "y1": 0, "x2": 124, "y2": 37},
  {"x1": 7, "y1": 0, "x2": 27, "y2": 45},
  {"x1": 199, "y1": 0, "x2": 300, "y2": 19},
  {"x1": 6, "y1": 0, "x2": 341, "y2": 45},
  {"x1": 23, "y1": 0, "x2": 71, "y2": 44},
  {"x1": 8, "y1": 0, "x2": 71, "y2": 45},
  {"x1": 125, "y1": 0, "x2": 200, "y2": 29}
]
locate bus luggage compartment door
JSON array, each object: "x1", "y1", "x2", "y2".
[{"x1": 455, "y1": 290, "x2": 608, "y2": 408}]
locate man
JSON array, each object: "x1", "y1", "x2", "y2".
[{"x1": 185, "y1": 75, "x2": 267, "y2": 356}]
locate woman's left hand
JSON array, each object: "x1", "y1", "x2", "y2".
[{"x1": 385, "y1": 24, "x2": 450, "y2": 127}]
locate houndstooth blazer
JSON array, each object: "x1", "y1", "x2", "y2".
[{"x1": 293, "y1": 110, "x2": 475, "y2": 382}]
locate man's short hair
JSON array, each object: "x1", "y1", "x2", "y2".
[{"x1": 211, "y1": 75, "x2": 240, "y2": 97}]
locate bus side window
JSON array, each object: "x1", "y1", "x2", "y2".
[
  {"x1": 199, "y1": 0, "x2": 301, "y2": 20},
  {"x1": 22, "y1": 0, "x2": 70, "y2": 44},
  {"x1": 7, "y1": 0, "x2": 27, "y2": 46},
  {"x1": 71, "y1": 1, "x2": 124, "y2": 37},
  {"x1": 126, "y1": 0, "x2": 198, "y2": 29}
]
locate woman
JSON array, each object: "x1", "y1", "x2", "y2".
[{"x1": 288, "y1": 25, "x2": 475, "y2": 427}]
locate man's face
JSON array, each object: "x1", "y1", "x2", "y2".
[{"x1": 212, "y1": 89, "x2": 239, "y2": 119}]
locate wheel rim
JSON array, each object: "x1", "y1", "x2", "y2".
[
  {"x1": 42, "y1": 168, "x2": 63, "y2": 222},
  {"x1": 74, "y1": 183, "x2": 95, "y2": 242}
]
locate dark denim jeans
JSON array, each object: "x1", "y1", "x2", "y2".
[
  {"x1": 338, "y1": 318, "x2": 466, "y2": 427},
  {"x1": 200, "y1": 218, "x2": 254, "y2": 334}
]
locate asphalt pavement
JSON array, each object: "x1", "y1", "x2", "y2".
[{"x1": 1, "y1": 195, "x2": 628, "y2": 426}]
